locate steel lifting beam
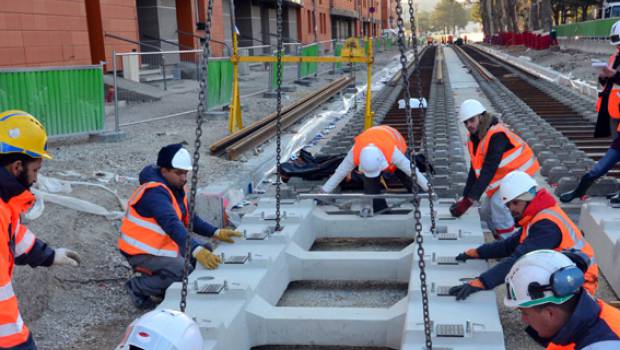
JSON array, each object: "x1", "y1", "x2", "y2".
[{"x1": 227, "y1": 29, "x2": 375, "y2": 133}]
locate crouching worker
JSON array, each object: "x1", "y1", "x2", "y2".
[
  {"x1": 505, "y1": 250, "x2": 620, "y2": 349},
  {"x1": 118, "y1": 143, "x2": 241, "y2": 309},
  {"x1": 0, "y1": 110, "x2": 81, "y2": 350},
  {"x1": 321, "y1": 125, "x2": 429, "y2": 212},
  {"x1": 448, "y1": 171, "x2": 598, "y2": 301}
]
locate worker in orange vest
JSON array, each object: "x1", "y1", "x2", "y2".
[
  {"x1": 504, "y1": 250, "x2": 619, "y2": 350},
  {"x1": 561, "y1": 20, "x2": 620, "y2": 206},
  {"x1": 451, "y1": 99, "x2": 540, "y2": 239},
  {"x1": 321, "y1": 125, "x2": 429, "y2": 212},
  {"x1": 0, "y1": 110, "x2": 81, "y2": 350},
  {"x1": 448, "y1": 171, "x2": 597, "y2": 301},
  {"x1": 118, "y1": 143, "x2": 241, "y2": 309}
]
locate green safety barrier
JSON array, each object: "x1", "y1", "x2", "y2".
[
  {"x1": 205, "y1": 60, "x2": 233, "y2": 109},
  {"x1": 555, "y1": 18, "x2": 618, "y2": 38},
  {"x1": 299, "y1": 44, "x2": 319, "y2": 78},
  {"x1": 271, "y1": 54, "x2": 286, "y2": 90},
  {"x1": 335, "y1": 44, "x2": 343, "y2": 69},
  {"x1": 0, "y1": 66, "x2": 104, "y2": 136}
]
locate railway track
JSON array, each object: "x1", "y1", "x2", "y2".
[
  {"x1": 210, "y1": 76, "x2": 353, "y2": 160},
  {"x1": 458, "y1": 45, "x2": 619, "y2": 178}
]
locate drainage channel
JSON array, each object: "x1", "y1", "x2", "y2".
[
  {"x1": 159, "y1": 45, "x2": 505, "y2": 350},
  {"x1": 455, "y1": 44, "x2": 619, "y2": 197}
]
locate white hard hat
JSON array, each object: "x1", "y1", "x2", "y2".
[
  {"x1": 610, "y1": 20, "x2": 620, "y2": 45},
  {"x1": 498, "y1": 170, "x2": 538, "y2": 204},
  {"x1": 171, "y1": 148, "x2": 193, "y2": 171},
  {"x1": 359, "y1": 144, "x2": 388, "y2": 178},
  {"x1": 458, "y1": 99, "x2": 486, "y2": 123},
  {"x1": 504, "y1": 250, "x2": 584, "y2": 308},
  {"x1": 115, "y1": 309, "x2": 204, "y2": 350}
]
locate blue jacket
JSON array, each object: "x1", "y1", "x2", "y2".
[
  {"x1": 132, "y1": 165, "x2": 217, "y2": 255},
  {"x1": 476, "y1": 219, "x2": 561, "y2": 289},
  {"x1": 526, "y1": 291, "x2": 620, "y2": 349},
  {"x1": 0, "y1": 167, "x2": 55, "y2": 267}
]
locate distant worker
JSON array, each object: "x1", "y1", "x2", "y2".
[
  {"x1": 321, "y1": 125, "x2": 429, "y2": 212},
  {"x1": 119, "y1": 143, "x2": 241, "y2": 309},
  {"x1": 504, "y1": 250, "x2": 620, "y2": 349},
  {"x1": 448, "y1": 171, "x2": 598, "y2": 301},
  {"x1": 0, "y1": 110, "x2": 81, "y2": 350},
  {"x1": 450, "y1": 99, "x2": 540, "y2": 239},
  {"x1": 561, "y1": 20, "x2": 620, "y2": 206},
  {"x1": 115, "y1": 309, "x2": 203, "y2": 350}
]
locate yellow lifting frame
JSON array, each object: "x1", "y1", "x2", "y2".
[{"x1": 227, "y1": 32, "x2": 375, "y2": 133}]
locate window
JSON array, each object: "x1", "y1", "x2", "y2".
[{"x1": 307, "y1": 10, "x2": 312, "y2": 33}]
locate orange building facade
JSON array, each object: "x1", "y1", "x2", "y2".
[{"x1": 0, "y1": 0, "x2": 396, "y2": 70}]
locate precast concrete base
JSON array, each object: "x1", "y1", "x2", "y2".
[
  {"x1": 159, "y1": 198, "x2": 505, "y2": 350},
  {"x1": 579, "y1": 200, "x2": 620, "y2": 297}
]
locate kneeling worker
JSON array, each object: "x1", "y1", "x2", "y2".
[
  {"x1": 448, "y1": 171, "x2": 598, "y2": 301},
  {"x1": 451, "y1": 99, "x2": 540, "y2": 239},
  {"x1": 321, "y1": 125, "x2": 429, "y2": 212},
  {"x1": 505, "y1": 250, "x2": 620, "y2": 349},
  {"x1": 118, "y1": 143, "x2": 241, "y2": 309}
]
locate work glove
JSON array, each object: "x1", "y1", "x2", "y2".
[
  {"x1": 449, "y1": 197, "x2": 473, "y2": 218},
  {"x1": 214, "y1": 228, "x2": 242, "y2": 243},
  {"x1": 448, "y1": 279, "x2": 485, "y2": 301},
  {"x1": 455, "y1": 248, "x2": 479, "y2": 262},
  {"x1": 192, "y1": 246, "x2": 221, "y2": 269},
  {"x1": 53, "y1": 248, "x2": 81, "y2": 267}
]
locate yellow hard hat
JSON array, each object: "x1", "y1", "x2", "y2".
[{"x1": 0, "y1": 110, "x2": 52, "y2": 159}]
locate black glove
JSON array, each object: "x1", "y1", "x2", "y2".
[
  {"x1": 455, "y1": 253, "x2": 470, "y2": 262},
  {"x1": 448, "y1": 283, "x2": 484, "y2": 301}
]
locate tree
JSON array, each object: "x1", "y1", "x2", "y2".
[
  {"x1": 471, "y1": 2, "x2": 482, "y2": 23},
  {"x1": 417, "y1": 11, "x2": 436, "y2": 33},
  {"x1": 431, "y1": 0, "x2": 470, "y2": 34}
]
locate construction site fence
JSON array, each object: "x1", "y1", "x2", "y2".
[
  {"x1": 486, "y1": 32, "x2": 556, "y2": 50},
  {"x1": 555, "y1": 18, "x2": 617, "y2": 39},
  {"x1": 0, "y1": 65, "x2": 104, "y2": 137}
]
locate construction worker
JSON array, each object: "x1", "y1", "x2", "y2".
[
  {"x1": 118, "y1": 143, "x2": 241, "y2": 309},
  {"x1": 0, "y1": 110, "x2": 81, "y2": 350},
  {"x1": 321, "y1": 125, "x2": 429, "y2": 212},
  {"x1": 115, "y1": 309, "x2": 203, "y2": 350},
  {"x1": 505, "y1": 250, "x2": 620, "y2": 349},
  {"x1": 450, "y1": 99, "x2": 540, "y2": 239},
  {"x1": 448, "y1": 171, "x2": 598, "y2": 301},
  {"x1": 560, "y1": 20, "x2": 620, "y2": 206}
]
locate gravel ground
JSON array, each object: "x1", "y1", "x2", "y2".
[
  {"x1": 13, "y1": 49, "x2": 402, "y2": 350},
  {"x1": 490, "y1": 44, "x2": 608, "y2": 85},
  {"x1": 277, "y1": 281, "x2": 408, "y2": 308},
  {"x1": 310, "y1": 238, "x2": 414, "y2": 251}
]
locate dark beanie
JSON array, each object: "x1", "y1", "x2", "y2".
[{"x1": 157, "y1": 143, "x2": 184, "y2": 169}]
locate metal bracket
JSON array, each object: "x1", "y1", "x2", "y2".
[{"x1": 435, "y1": 324, "x2": 465, "y2": 337}]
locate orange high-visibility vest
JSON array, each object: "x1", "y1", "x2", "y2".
[
  {"x1": 519, "y1": 206, "x2": 598, "y2": 295},
  {"x1": 352, "y1": 125, "x2": 407, "y2": 173},
  {"x1": 468, "y1": 124, "x2": 540, "y2": 197},
  {"x1": 595, "y1": 54, "x2": 620, "y2": 123},
  {"x1": 0, "y1": 191, "x2": 38, "y2": 348},
  {"x1": 118, "y1": 182, "x2": 189, "y2": 257},
  {"x1": 546, "y1": 300, "x2": 620, "y2": 350}
]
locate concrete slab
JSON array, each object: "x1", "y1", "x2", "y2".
[
  {"x1": 579, "y1": 200, "x2": 620, "y2": 297},
  {"x1": 159, "y1": 197, "x2": 504, "y2": 349}
]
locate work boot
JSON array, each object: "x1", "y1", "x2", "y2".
[
  {"x1": 124, "y1": 281, "x2": 156, "y2": 310},
  {"x1": 559, "y1": 174, "x2": 595, "y2": 203}
]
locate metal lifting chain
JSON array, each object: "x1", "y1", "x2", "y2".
[
  {"x1": 274, "y1": 0, "x2": 284, "y2": 232},
  {"x1": 395, "y1": 1, "x2": 432, "y2": 348},
  {"x1": 180, "y1": 0, "x2": 214, "y2": 313}
]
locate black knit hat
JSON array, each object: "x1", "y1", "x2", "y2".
[{"x1": 157, "y1": 143, "x2": 184, "y2": 169}]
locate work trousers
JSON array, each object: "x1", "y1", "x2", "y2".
[
  {"x1": 479, "y1": 190, "x2": 516, "y2": 239},
  {"x1": 125, "y1": 254, "x2": 194, "y2": 298}
]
